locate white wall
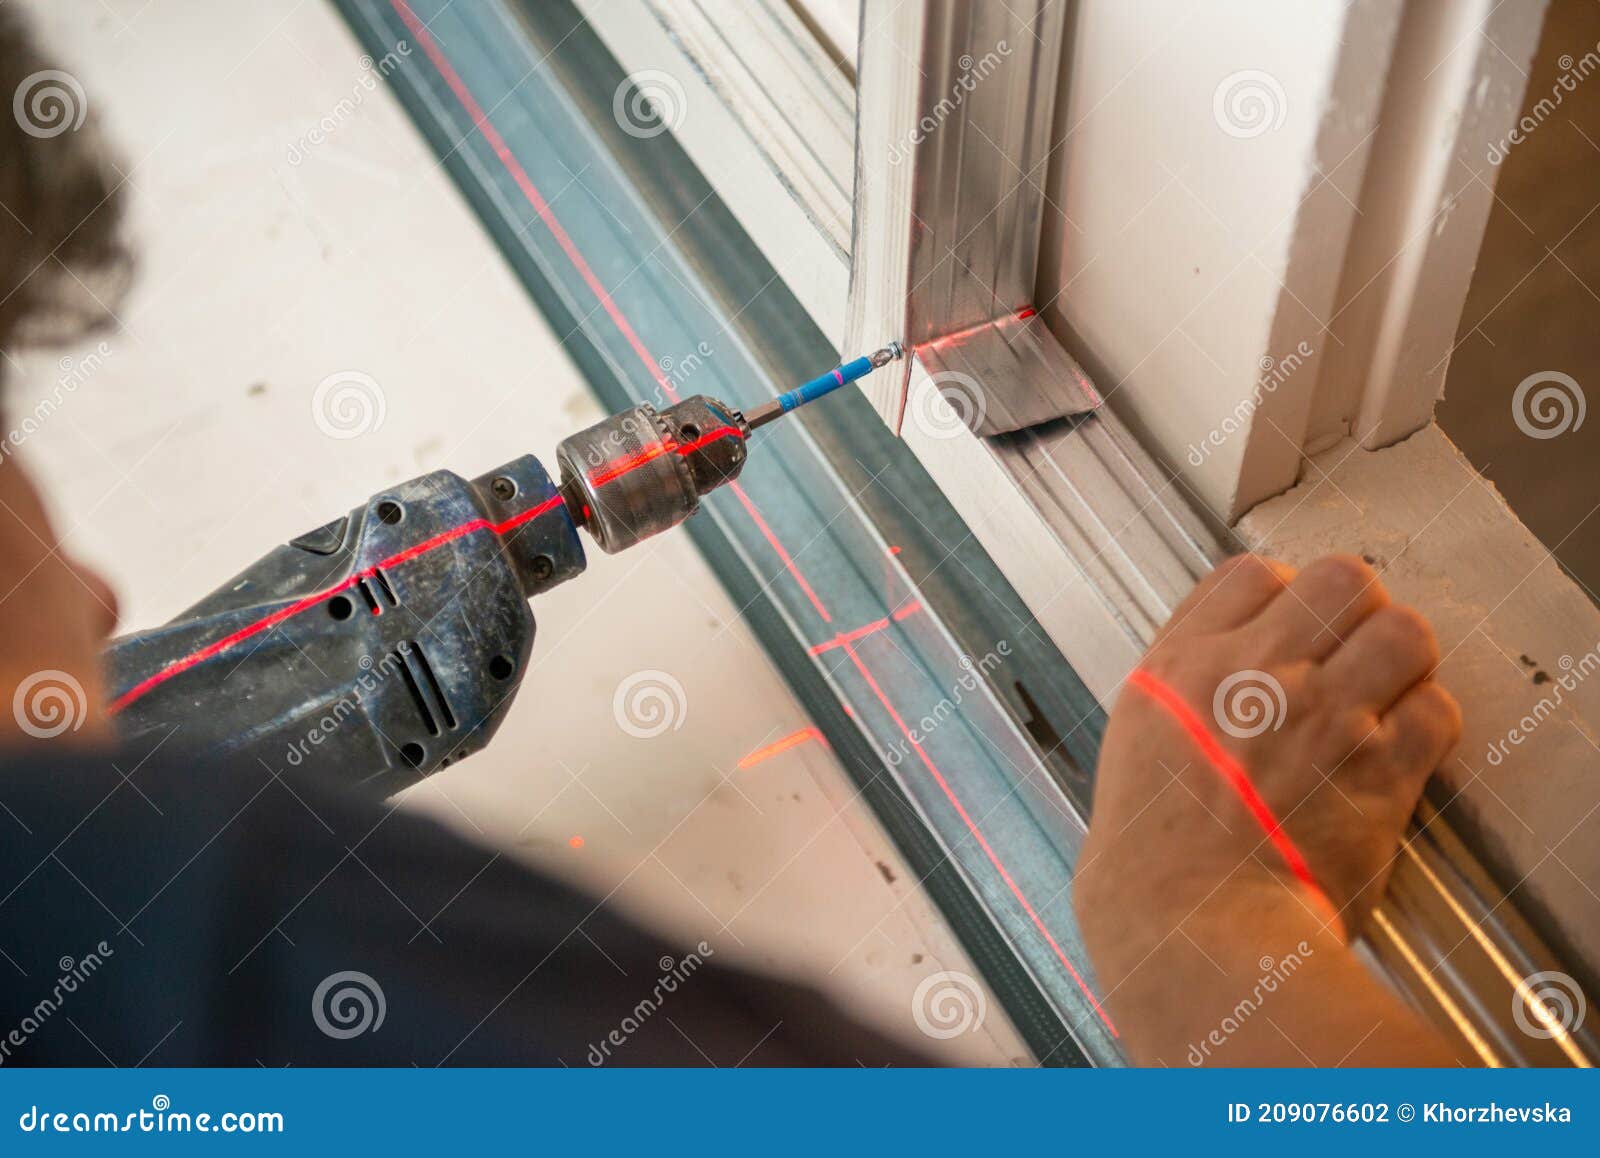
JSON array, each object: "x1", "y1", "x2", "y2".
[{"x1": 1037, "y1": 0, "x2": 1396, "y2": 519}]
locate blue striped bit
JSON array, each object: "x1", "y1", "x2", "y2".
[{"x1": 776, "y1": 355, "x2": 874, "y2": 415}]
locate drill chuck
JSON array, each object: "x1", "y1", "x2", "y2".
[{"x1": 555, "y1": 394, "x2": 748, "y2": 554}]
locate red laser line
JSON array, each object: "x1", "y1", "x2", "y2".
[
  {"x1": 590, "y1": 443, "x2": 673, "y2": 487},
  {"x1": 808, "y1": 617, "x2": 888, "y2": 656},
  {"x1": 390, "y1": 0, "x2": 669, "y2": 404},
  {"x1": 1125, "y1": 668, "x2": 1341, "y2": 931},
  {"x1": 736, "y1": 727, "x2": 821, "y2": 770},
  {"x1": 843, "y1": 640, "x2": 1117, "y2": 1035},
  {"x1": 108, "y1": 495, "x2": 567, "y2": 714},
  {"x1": 587, "y1": 425, "x2": 741, "y2": 488},
  {"x1": 807, "y1": 602, "x2": 922, "y2": 655},
  {"x1": 399, "y1": 8, "x2": 1114, "y2": 1016},
  {"x1": 726, "y1": 480, "x2": 831, "y2": 622}
]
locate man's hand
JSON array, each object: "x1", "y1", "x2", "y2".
[{"x1": 1075, "y1": 554, "x2": 1465, "y2": 1066}]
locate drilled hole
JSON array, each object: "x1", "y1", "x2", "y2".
[
  {"x1": 377, "y1": 500, "x2": 404, "y2": 525},
  {"x1": 327, "y1": 595, "x2": 354, "y2": 621},
  {"x1": 489, "y1": 654, "x2": 515, "y2": 681},
  {"x1": 678, "y1": 422, "x2": 701, "y2": 441},
  {"x1": 400, "y1": 742, "x2": 426, "y2": 768}
]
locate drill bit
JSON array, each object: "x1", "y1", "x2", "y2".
[{"x1": 743, "y1": 342, "x2": 904, "y2": 430}]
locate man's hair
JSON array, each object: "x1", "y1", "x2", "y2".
[{"x1": 0, "y1": 8, "x2": 129, "y2": 360}]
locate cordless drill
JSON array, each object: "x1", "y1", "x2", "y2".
[{"x1": 102, "y1": 346, "x2": 901, "y2": 793}]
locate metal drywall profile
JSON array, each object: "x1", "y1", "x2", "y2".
[
  {"x1": 845, "y1": 0, "x2": 1098, "y2": 434},
  {"x1": 642, "y1": 0, "x2": 855, "y2": 255},
  {"x1": 899, "y1": 361, "x2": 1218, "y2": 705},
  {"x1": 574, "y1": 0, "x2": 852, "y2": 338}
]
